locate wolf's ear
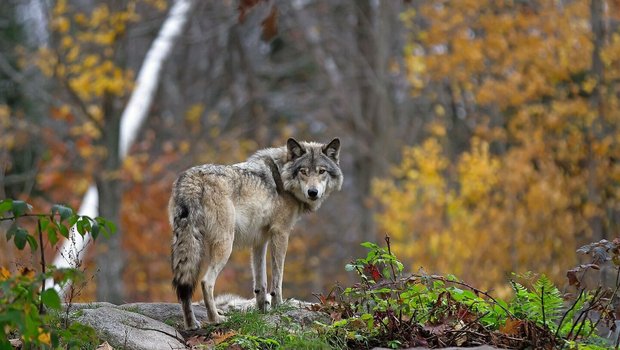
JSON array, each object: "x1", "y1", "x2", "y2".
[
  {"x1": 287, "y1": 138, "x2": 305, "y2": 160},
  {"x1": 322, "y1": 138, "x2": 340, "y2": 163}
]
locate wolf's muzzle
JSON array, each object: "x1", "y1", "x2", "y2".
[{"x1": 307, "y1": 188, "x2": 318, "y2": 200}]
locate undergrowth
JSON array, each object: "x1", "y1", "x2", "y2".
[
  {"x1": 185, "y1": 305, "x2": 341, "y2": 350},
  {"x1": 195, "y1": 236, "x2": 620, "y2": 350}
]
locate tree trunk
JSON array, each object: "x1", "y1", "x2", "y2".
[
  {"x1": 588, "y1": 0, "x2": 605, "y2": 241},
  {"x1": 95, "y1": 92, "x2": 125, "y2": 303},
  {"x1": 353, "y1": 0, "x2": 395, "y2": 242}
]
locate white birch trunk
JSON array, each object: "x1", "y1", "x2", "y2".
[{"x1": 50, "y1": 0, "x2": 195, "y2": 295}]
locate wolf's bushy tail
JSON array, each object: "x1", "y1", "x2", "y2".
[{"x1": 171, "y1": 193, "x2": 205, "y2": 302}]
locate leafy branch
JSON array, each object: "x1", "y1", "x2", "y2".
[{"x1": 0, "y1": 198, "x2": 116, "y2": 348}]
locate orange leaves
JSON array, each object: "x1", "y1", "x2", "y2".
[
  {"x1": 260, "y1": 6, "x2": 279, "y2": 42},
  {"x1": 0, "y1": 267, "x2": 10, "y2": 281},
  {"x1": 238, "y1": 0, "x2": 266, "y2": 22},
  {"x1": 237, "y1": 0, "x2": 279, "y2": 42}
]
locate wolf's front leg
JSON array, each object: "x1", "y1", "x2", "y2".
[
  {"x1": 251, "y1": 242, "x2": 269, "y2": 311},
  {"x1": 269, "y1": 232, "x2": 289, "y2": 308}
]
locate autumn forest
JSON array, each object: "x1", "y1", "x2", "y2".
[{"x1": 2, "y1": 0, "x2": 620, "y2": 309}]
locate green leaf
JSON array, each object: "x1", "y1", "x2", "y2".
[
  {"x1": 68, "y1": 214, "x2": 78, "y2": 226},
  {"x1": 106, "y1": 220, "x2": 117, "y2": 235},
  {"x1": 6, "y1": 222, "x2": 17, "y2": 241},
  {"x1": 97, "y1": 219, "x2": 116, "y2": 238},
  {"x1": 41, "y1": 289, "x2": 61, "y2": 310},
  {"x1": 11, "y1": 200, "x2": 31, "y2": 217},
  {"x1": 332, "y1": 319, "x2": 348, "y2": 327},
  {"x1": 14, "y1": 228, "x2": 28, "y2": 250},
  {"x1": 59, "y1": 225, "x2": 69, "y2": 238},
  {"x1": 51, "y1": 204, "x2": 73, "y2": 222},
  {"x1": 26, "y1": 234, "x2": 38, "y2": 251},
  {"x1": 47, "y1": 227, "x2": 59, "y2": 246},
  {"x1": 0, "y1": 198, "x2": 12, "y2": 214},
  {"x1": 360, "y1": 242, "x2": 379, "y2": 249},
  {"x1": 76, "y1": 219, "x2": 85, "y2": 235},
  {"x1": 90, "y1": 222, "x2": 100, "y2": 240},
  {"x1": 39, "y1": 217, "x2": 50, "y2": 230}
]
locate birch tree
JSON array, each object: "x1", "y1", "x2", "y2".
[{"x1": 50, "y1": 0, "x2": 196, "y2": 301}]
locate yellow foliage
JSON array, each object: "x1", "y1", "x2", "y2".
[
  {"x1": 387, "y1": 0, "x2": 620, "y2": 293},
  {"x1": 0, "y1": 266, "x2": 10, "y2": 281},
  {"x1": 185, "y1": 103, "x2": 205, "y2": 131},
  {"x1": 37, "y1": 329, "x2": 51, "y2": 345}
]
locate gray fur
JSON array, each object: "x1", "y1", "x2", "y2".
[{"x1": 170, "y1": 138, "x2": 343, "y2": 329}]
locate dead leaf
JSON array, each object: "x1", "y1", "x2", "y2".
[
  {"x1": 238, "y1": 0, "x2": 266, "y2": 23},
  {"x1": 96, "y1": 341, "x2": 114, "y2": 350},
  {"x1": 422, "y1": 322, "x2": 451, "y2": 335},
  {"x1": 499, "y1": 318, "x2": 523, "y2": 336},
  {"x1": 363, "y1": 264, "x2": 383, "y2": 282},
  {"x1": 186, "y1": 335, "x2": 213, "y2": 348},
  {"x1": 260, "y1": 6, "x2": 278, "y2": 42},
  {"x1": 213, "y1": 330, "x2": 237, "y2": 345},
  {"x1": 566, "y1": 269, "x2": 580, "y2": 288},
  {"x1": 330, "y1": 311, "x2": 342, "y2": 321}
]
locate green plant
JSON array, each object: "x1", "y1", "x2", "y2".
[
  {"x1": 0, "y1": 198, "x2": 115, "y2": 349},
  {"x1": 313, "y1": 236, "x2": 617, "y2": 349},
  {"x1": 509, "y1": 274, "x2": 563, "y2": 330},
  {"x1": 198, "y1": 307, "x2": 340, "y2": 350}
]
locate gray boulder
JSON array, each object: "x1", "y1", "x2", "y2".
[
  {"x1": 75, "y1": 306, "x2": 186, "y2": 350},
  {"x1": 119, "y1": 302, "x2": 210, "y2": 329}
]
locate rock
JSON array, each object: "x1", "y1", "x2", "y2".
[
  {"x1": 75, "y1": 306, "x2": 186, "y2": 350},
  {"x1": 212, "y1": 294, "x2": 328, "y2": 328},
  {"x1": 63, "y1": 302, "x2": 117, "y2": 312},
  {"x1": 264, "y1": 306, "x2": 330, "y2": 327},
  {"x1": 119, "y1": 302, "x2": 210, "y2": 329}
]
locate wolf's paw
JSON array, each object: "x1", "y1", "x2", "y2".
[
  {"x1": 186, "y1": 320, "x2": 202, "y2": 330},
  {"x1": 256, "y1": 298, "x2": 270, "y2": 312},
  {"x1": 213, "y1": 314, "x2": 228, "y2": 323}
]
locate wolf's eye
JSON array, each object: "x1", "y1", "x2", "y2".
[
  {"x1": 319, "y1": 169, "x2": 326, "y2": 174},
  {"x1": 300, "y1": 168, "x2": 308, "y2": 176}
]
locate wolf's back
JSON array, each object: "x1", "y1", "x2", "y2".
[{"x1": 170, "y1": 172, "x2": 206, "y2": 301}]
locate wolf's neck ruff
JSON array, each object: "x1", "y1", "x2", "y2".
[{"x1": 169, "y1": 137, "x2": 343, "y2": 329}]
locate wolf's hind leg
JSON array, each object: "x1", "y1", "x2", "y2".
[
  {"x1": 201, "y1": 238, "x2": 233, "y2": 323},
  {"x1": 180, "y1": 290, "x2": 200, "y2": 330},
  {"x1": 251, "y1": 241, "x2": 269, "y2": 311}
]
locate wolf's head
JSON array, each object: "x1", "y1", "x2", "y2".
[{"x1": 281, "y1": 137, "x2": 343, "y2": 211}]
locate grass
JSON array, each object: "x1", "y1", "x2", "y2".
[{"x1": 202, "y1": 305, "x2": 344, "y2": 350}]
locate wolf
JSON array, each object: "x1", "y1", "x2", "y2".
[{"x1": 169, "y1": 137, "x2": 343, "y2": 329}]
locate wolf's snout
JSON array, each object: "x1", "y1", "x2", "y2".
[{"x1": 307, "y1": 188, "x2": 319, "y2": 199}]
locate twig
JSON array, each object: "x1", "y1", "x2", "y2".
[
  {"x1": 566, "y1": 286, "x2": 602, "y2": 341},
  {"x1": 446, "y1": 311, "x2": 490, "y2": 345},
  {"x1": 136, "y1": 327, "x2": 188, "y2": 345},
  {"x1": 555, "y1": 288, "x2": 585, "y2": 338},
  {"x1": 37, "y1": 218, "x2": 46, "y2": 315},
  {"x1": 541, "y1": 285, "x2": 546, "y2": 329},
  {"x1": 588, "y1": 278, "x2": 620, "y2": 337},
  {"x1": 384, "y1": 234, "x2": 397, "y2": 282},
  {"x1": 0, "y1": 213, "x2": 51, "y2": 221}
]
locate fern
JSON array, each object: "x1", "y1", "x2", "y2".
[
  {"x1": 508, "y1": 280, "x2": 530, "y2": 319},
  {"x1": 528, "y1": 275, "x2": 563, "y2": 329},
  {"x1": 509, "y1": 276, "x2": 563, "y2": 330}
]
